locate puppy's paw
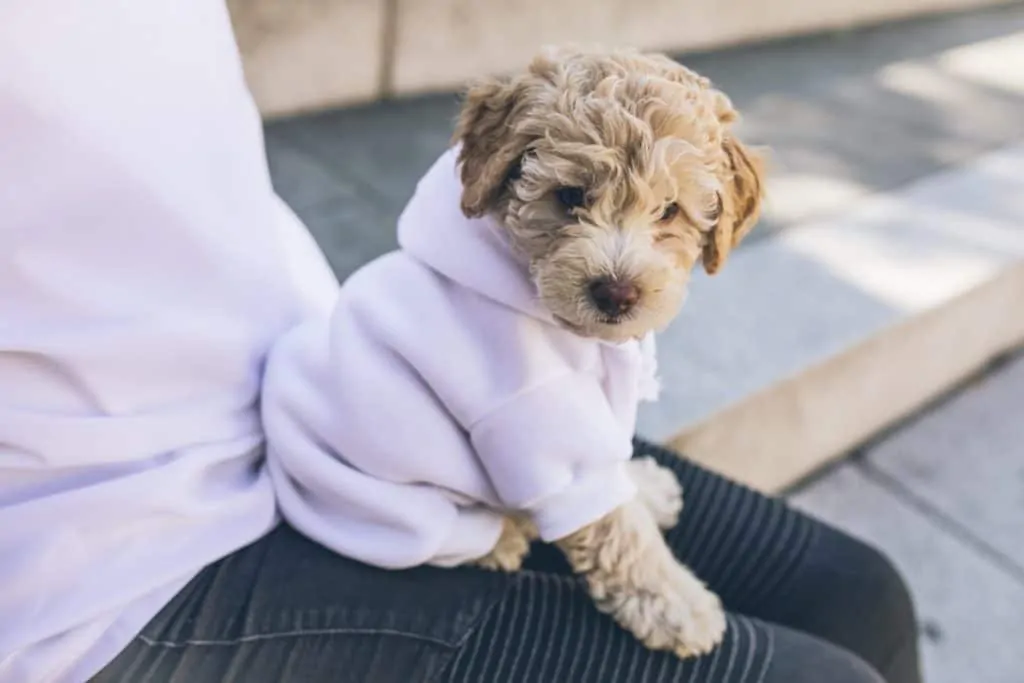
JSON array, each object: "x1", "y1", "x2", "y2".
[
  {"x1": 561, "y1": 501, "x2": 723, "y2": 660},
  {"x1": 626, "y1": 562, "x2": 726, "y2": 659},
  {"x1": 628, "y1": 456, "x2": 683, "y2": 530},
  {"x1": 472, "y1": 516, "x2": 536, "y2": 572}
]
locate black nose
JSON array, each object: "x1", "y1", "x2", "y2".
[{"x1": 588, "y1": 277, "x2": 639, "y2": 318}]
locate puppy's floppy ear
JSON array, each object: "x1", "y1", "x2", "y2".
[
  {"x1": 453, "y1": 76, "x2": 528, "y2": 218},
  {"x1": 702, "y1": 93, "x2": 766, "y2": 275}
]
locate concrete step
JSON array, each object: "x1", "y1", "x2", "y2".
[
  {"x1": 790, "y1": 460, "x2": 1024, "y2": 683},
  {"x1": 788, "y1": 351, "x2": 1024, "y2": 682},
  {"x1": 642, "y1": 142, "x2": 1024, "y2": 491}
]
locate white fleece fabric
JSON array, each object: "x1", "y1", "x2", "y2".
[
  {"x1": 262, "y1": 148, "x2": 661, "y2": 569},
  {"x1": 0, "y1": 2, "x2": 339, "y2": 681}
]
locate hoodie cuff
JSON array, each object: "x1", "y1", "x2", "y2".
[{"x1": 528, "y1": 461, "x2": 637, "y2": 542}]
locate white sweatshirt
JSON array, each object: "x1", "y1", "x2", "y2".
[
  {"x1": 0, "y1": 2, "x2": 338, "y2": 681},
  {"x1": 262, "y1": 148, "x2": 660, "y2": 569}
]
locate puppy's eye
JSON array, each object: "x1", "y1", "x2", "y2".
[
  {"x1": 555, "y1": 186, "x2": 587, "y2": 210},
  {"x1": 659, "y1": 202, "x2": 680, "y2": 222}
]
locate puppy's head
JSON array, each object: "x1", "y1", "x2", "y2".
[{"x1": 454, "y1": 47, "x2": 765, "y2": 343}]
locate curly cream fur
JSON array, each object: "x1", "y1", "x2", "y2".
[
  {"x1": 458, "y1": 47, "x2": 764, "y2": 658},
  {"x1": 474, "y1": 458, "x2": 722, "y2": 658},
  {"x1": 473, "y1": 515, "x2": 539, "y2": 572},
  {"x1": 556, "y1": 499, "x2": 726, "y2": 659},
  {"x1": 473, "y1": 457, "x2": 685, "y2": 572},
  {"x1": 455, "y1": 46, "x2": 765, "y2": 343},
  {"x1": 629, "y1": 455, "x2": 685, "y2": 530}
]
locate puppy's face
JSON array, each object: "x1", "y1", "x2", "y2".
[{"x1": 455, "y1": 49, "x2": 765, "y2": 343}]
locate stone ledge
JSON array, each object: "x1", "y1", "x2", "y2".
[
  {"x1": 229, "y1": 0, "x2": 1019, "y2": 117},
  {"x1": 390, "y1": 0, "x2": 1016, "y2": 95},
  {"x1": 228, "y1": 0, "x2": 385, "y2": 118},
  {"x1": 673, "y1": 265, "x2": 1024, "y2": 493}
]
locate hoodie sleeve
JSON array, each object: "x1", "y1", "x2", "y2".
[
  {"x1": 261, "y1": 318, "x2": 505, "y2": 569},
  {"x1": 468, "y1": 372, "x2": 637, "y2": 542}
]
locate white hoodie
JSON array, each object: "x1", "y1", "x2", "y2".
[
  {"x1": 262, "y1": 148, "x2": 660, "y2": 569},
  {"x1": 0, "y1": 2, "x2": 338, "y2": 681}
]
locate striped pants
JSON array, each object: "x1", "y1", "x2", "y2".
[{"x1": 96, "y1": 441, "x2": 921, "y2": 683}]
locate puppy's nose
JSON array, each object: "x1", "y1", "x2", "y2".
[{"x1": 588, "y1": 277, "x2": 639, "y2": 318}]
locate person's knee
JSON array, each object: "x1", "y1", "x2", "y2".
[
  {"x1": 766, "y1": 623, "x2": 886, "y2": 683},
  {"x1": 827, "y1": 528, "x2": 916, "y2": 637},
  {"x1": 780, "y1": 525, "x2": 919, "y2": 679}
]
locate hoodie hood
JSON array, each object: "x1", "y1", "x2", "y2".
[
  {"x1": 397, "y1": 147, "x2": 553, "y2": 322},
  {"x1": 397, "y1": 147, "x2": 661, "y2": 400}
]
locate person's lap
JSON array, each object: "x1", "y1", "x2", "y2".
[{"x1": 93, "y1": 441, "x2": 920, "y2": 683}]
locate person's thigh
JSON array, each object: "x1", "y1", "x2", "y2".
[
  {"x1": 95, "y1": 442, "x2": 919, "y2": 683},
  {"x1": 437, "y1": 570, "x2": 884, "y2": 683},
  {"x1": 92, "y1": 525, "x2": 513, "y2": 683},
  {"x1": 630, "y1": 440, "x2": 921, "y2": 683},
  {"x1": 95, "y1": 523, "x2": 883, "y2": 683}
]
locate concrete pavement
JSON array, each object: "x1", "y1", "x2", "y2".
[{"x1": 790, "y1": 351, "x2": 1024, "y2": 683}]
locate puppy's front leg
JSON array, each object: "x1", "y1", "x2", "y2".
[
  {"x1": 556, "y1": 500, "x2": 725, "y2": 658},
  {"x1": 472, "y1": 515, "x2": 539, "y2": 572},
  {"x1": 628, "y1": 456, "x2": 684, "y2": 530}
]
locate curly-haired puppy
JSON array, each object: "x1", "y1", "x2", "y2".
[
  {"x1": 456, "y1": 47, "x2": 764, "y2": 657},
  {"x1": 260, "y1": 46, "x2": 764, "y2": 660}
]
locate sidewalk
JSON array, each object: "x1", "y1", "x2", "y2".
[{"x1": 790, "y1": 351, "x2": 1024, "y2": 683}]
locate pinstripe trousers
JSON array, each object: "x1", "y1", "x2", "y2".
[{"x1": 95, "y1": 441, "x2": 921, "y2": 683}]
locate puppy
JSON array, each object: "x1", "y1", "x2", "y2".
[
  {"x1": 456, "y1": 47, "x2": 764, "y2": 658},
  {"x1": 260, "y1": 46, "x2": 764, "y2": 662}
]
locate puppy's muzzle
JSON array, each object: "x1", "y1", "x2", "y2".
[{"x1": 588, "y1": 276, "x2": 639, "y2": 321}]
